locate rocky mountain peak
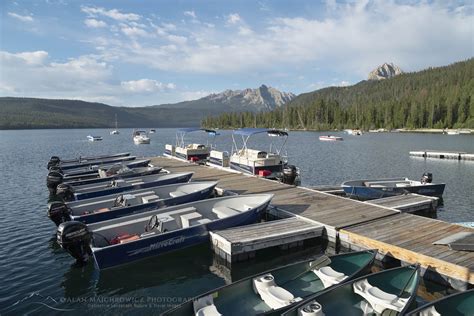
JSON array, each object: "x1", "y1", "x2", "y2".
[{"x1": 368, "y1": 63, "x2": 403, "y2": 80}]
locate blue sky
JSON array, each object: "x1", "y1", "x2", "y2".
[{"x1": 1, "y1": 0, "x2": 473, "y2": 106}]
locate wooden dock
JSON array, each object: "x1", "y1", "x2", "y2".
[
  {"x1": 410, "y1": 150, "x2": 474, "y2": 161},
  {"x1": 365, "y1": 194, "x2": 438, "y2": 214},
  {"x1": 210, "y1": 217, "x2": 324, "y2": 263},
  {"x1": 149, "y1": 156, "x2": 474, "y2": 290}
]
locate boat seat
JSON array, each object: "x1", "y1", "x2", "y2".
[
  {"x1": 212, "y1": 206, "x2": 239, "y2": 219},
  {"x1": 395, "y1": 183, "x2": 410, "y2": 187},
  {"x1": 193, "y1": 295, "x2": 222, "y2": 316},
  {"x1": 195, "y1": 305, "x2": 222, "y2": 316},
  {"x1": 196, "y1": 218, "x2": 212, "y2": 225},
  {"x1": 353, "y1": 279, "x2": 409, "y2": 314},
  {"x1": 313, "y1": 266, "x2": 348, "y2": 288},
  {"x1": 253, "y1": 274, "x2": 302, "y2": 309},
  {"x1": 169, "y1": 190, "x2": 187, "y2": 198},
  {"x1": 141, "y1": 194, "x2": 160, "y2": 203},
  {"x1": 419, "y1": 306, "x2": 441, "y2": 316},
  {"x1": 130, "y1": 181, "x2": 144, "y2": 186},
  {"x1": 181, "y1": 212, "x2": 203, "y2": 228}
]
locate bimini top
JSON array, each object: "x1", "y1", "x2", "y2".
[
  {"x1": 177, "y1": 128, "x2": 217, "y2": 135},
  {"x1": 233, "y1": 128, "x2": 288, "y2": 137}
]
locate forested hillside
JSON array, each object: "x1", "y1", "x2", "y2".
[{"x1": 202, "y1": 59, "x2": 474, "y2": 130}]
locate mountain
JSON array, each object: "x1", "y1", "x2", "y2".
[
  {"x1": 0, "y1": 85, "x2": 295, "y2": 129},
  {"x1": 368, "y1": 62, "x2": 403, "y2": 80},
  {"x1": 155, "y1": 85, "x2": 295, "y2": 112},
  {"x1": 203, "y1": 59, "x2": 474, "y2": 130}
]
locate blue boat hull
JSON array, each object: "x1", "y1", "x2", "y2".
[
  {"x1": 73, "y1": 173, "x2": 193, "y2": 201},
  {"x1": 343, "y1": 183, "x2": 445, "y2": 200},
  {"x1": 91, "y1": 201, "x2": 269, "y2": 269},
  {"x1": 71, "y1": 184, "x2": 216, "y2": 224}
]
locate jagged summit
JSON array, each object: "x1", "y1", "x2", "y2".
[{"x1": 368, "y1": 63, "x2": 403, "y2": 80}]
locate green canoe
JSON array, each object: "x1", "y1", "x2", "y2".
[
  {"x1": 162, "y1": 250, "x2": 377, "y2": 316},
  {"x1": 282, "y1": 264, "x2": 420, "y2": 316},
  {"x1": 407, "y1": 289, "x2": 474, "y2": 316}
]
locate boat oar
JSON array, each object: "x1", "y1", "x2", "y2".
[{"x1": 283, "y1": 255, "x2": 331, "y2": 284}]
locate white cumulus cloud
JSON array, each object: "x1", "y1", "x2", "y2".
[
  {"x1": 184, "y1": 11, "x2": 197, "y2": 19},
  {"x1": 121, "y1": 79, "x2": 176, "y2": 93},
  {"x1": 227, "y1": 13, "x2": 241, "y2": 24},
  {"x1": 8, "y1": 12, "x2": 34, "y2": 22},
  {"x1": 81, "y1": 6, "x2": 140, "y2": 21},
  {"x1": 84, "y1": 18, "x2": 107, "y2": 28}
]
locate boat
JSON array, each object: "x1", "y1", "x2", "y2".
[
  {"x1": 342, "y1": 173, "x2": 445, "y2": 200},
  {"x1": 49, "y1": 155, "x2": 137, "y2": 171},
  {"x1": 55, "y1": 172, "x2": 194, "y2": 201},
  {"x1": 407, "y1": 289, "x2": 474, "y2": 316},
  {"x1": 133, "y1": 130, "x2": 151, "y2": 144},
  {"x1": 162, "y1": 250, "x2": 377, "y2": 316},
  {"x1": 230, "y1": 128, "x2": 300, "y2": 185},
  {"x1": 165, "y1": 128, "x2": 217, "y2": 164},
  {"x1": 48, "y1": 181, "x2": 218, "y2": 225},
  {"x1": 87, "y1": 135, "x2": 103, "y2": 141},
  {"x1": 110, "y1": 114, "x2": 120, "y2": 135},
  {"x1": 150, "y1": 129, "x2": 156, "y2": 134},
  {"x1": 47, "y1": 152, "x2": 130, "y2": 168},
  {"x1": 57, "y1": 194, "x2": 273, "y2": 269},
  {"x1": 283, "y1": 265, "x2": 420, "y2": 316},
  {"x1": 446, "y1": 130, "x2": 460, "y2": 135},
  {"x1": 47, "y1": 163, "x2": 161, "y2": 194},
  {"x1": 319, "y1": 135, "x2": 343, "y2": 141}
]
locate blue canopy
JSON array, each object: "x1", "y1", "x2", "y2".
[
  {"x1": 233, "y1": 128, "x2": 288, "y2": 137},
  {"x1": 177, "y1": 128, "x2": 217, "y2": 134}
]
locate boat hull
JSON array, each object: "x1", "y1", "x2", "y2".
[
  {"x1": 74, "y1": 173, "x2": 193, "y2": 201},
  {"x1": 56, "y1": 152, "x2": 130, "y2": 164},
  {"x1": 59, "y1": 156, "x2": 137, "y2": 171},
  {"x1": 342, "y1": 183, "x2": 445, "y2": 200},
  {"x1": 64, "y1": 167, "x2": 162, "y2": 186},
  {"x1": 61, "y1": 159, "x2": 150, "y2": 178},
  {"x1": 71, "y1": 182, "x2": 217, "y2": 224},
  {"x1": 91, "y1": 200, "x2": 269, "y2": 269},
  {"x1": 407, "y1": 289, "x2": 474, "y2": 316},
  {"x1": 175, "y1": 152, "x2": 209, "y2": 162},
  {"x1": 229, "y1": 161, "x2": 283, "y2": 177}
]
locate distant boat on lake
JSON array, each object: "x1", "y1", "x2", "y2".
[
  {"x1": 133, "y1": 130, "x2": 151, "y2": 144},
  {"x1": 87, "y1": 135, "x2": 103, "y2": 141},
  {"x1": 110, "y1": 114, "x2": 119, "y2": 135},
  {"x1": 319, "y1": 135, "x2": 343, "y2": 141}
]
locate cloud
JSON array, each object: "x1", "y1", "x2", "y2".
[
  {"x1": 120, "y1": 24, "x2": 149, "y2": 37},
  {"x1": 8, "y1": 12, "x2": 34, "y2": 22},
  {"x1": 84, "y1": 19, "x2": 107, "y2": 28},
  {"x1": 184, "y1": 11, "x2": 197, "y2": 19},
  {"x1": 226, "y1": 13, "x2": 241, "y2": 24},
  {"x1": 180, "y1": 90, "x2": 213, "y2": 101},
  {"x1": 121, "y1": 79, "x2": 176, "y2": 93},
  {"x1": 81, "y1": 6, "x2": 140, "y2": 21}
]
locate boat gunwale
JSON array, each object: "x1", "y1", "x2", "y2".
[{"x1": 406, "y1": 288, "x2": 474, "y2": 315}]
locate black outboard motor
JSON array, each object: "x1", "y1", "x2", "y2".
[
  {"x1": 47, "y1": 171, "x2": 64, "y2": 194},
  {"x1": 47, "y1": 156, "x2": 61, "y2": 169},
  {"x1": 47, "y1": 202, "x2": 71, "y2": 226},
  {"x1": 57, "y1": 221, "x2": 91, "y2": 263},
  {"x1": 421, "y1": 172, "x2": 433, "y2": 184},
  {"x1": 56, "y1": 183, "x2": 75, "y2": 201},
  {"x1": 48, "y1": 165, "x2": 63, "y2": 174},
  {"x1": 282, "y1": 165, "x2": 298, "y2": 185}
]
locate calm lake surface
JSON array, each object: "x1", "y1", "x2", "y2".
[{"x1": 0, "y1": 128, "x2": 473, "y2": 314}]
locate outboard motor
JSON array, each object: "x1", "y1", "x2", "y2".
[
  {"x1": 48, "y1": 165, "x2": 63, "y2": 174},
  {"x1": 421, "y1": 172, "x2": 433, "y2": 184},
  {"x1": 47, "y1": 201, "x2": 71, "y2": 226},
  {"x1": 57, "y1": 221, "x2": 91, "y2": 263},
  {"x1": 47, "y1": 171, "x2": 64, "y2": 194},
  {"x1": 56, "y1": 183, "x2": 75, "y2": 201},
  {"x1": 47, "y1": 156, "x2": 61, "y2": 169},
  {"x1": 282, "y1": 165, "x2": 298, "y2": 185}
]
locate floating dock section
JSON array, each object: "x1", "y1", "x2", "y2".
[
  {"x1": 150, "y1": 156, "x2": 474, "y2": 290},
  {"x1": 410, "y1": 150, "x2": 474, "y2": 161},
  {"x1": 365, "y1": 194, "x2": 438, "y2": 215}
]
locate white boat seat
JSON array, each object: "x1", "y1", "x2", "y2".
[
  {"x1": 193, "y1": 294, "x2": 222, "y2": 316},
  {"x1": 212, "y1": 206, "x2": 239, "y2": 219},
  {"x1": 253, "y1": 274, "x2": 302, "y2": 309},
  {"x1": 195, "y1": 304, "x2": 222, "y2": 316},
  {"x1": 141, "y1": 194, "x2": 160, "y2": 203},
  {"x1": 353, "y1": 279, "x2": 409, "y2": 314},
  {"x1": 181, "y1": 212, "x2": 203, "y2": 228},
  {"x1": 313, "y1": 266, "x2": 348, "y2": 288},
  {"x1": 169, "y1": 190, "x2": 187, "y2": 198},
  {"x1": 419, "y1": 305, "x2": 441, "y2": 316},
  {"x1": 395, "y1": 183, "x2": 410, "y2": 187},
  {"x1": 196, "y1": 218, "x2": 212, "y2": 225}
]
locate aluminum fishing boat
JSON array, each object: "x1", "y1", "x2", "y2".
[
  {"x1": 165, "y1": 128, "x2": 217, "y2": 163},
  {"x1": 283, "y1": 265, "x2": 420, "y2": 316},
  {"x1": 163, "y1": 250, "x2": 377, "y2": 316},
  {"x1": 342, "y1": 173, "x2": 445, "y2": 200},
  {"x1": 56, "y1": 172, "x2": 194, "y2": 201},
  {"x1": 319, "y1": 135, "x2": 343, "y2": 141},
  {"x1": 47, "y1": 152, "x2": 130, "y2": 168},
  {"x1": 230, "y1": 128, "x2": 300, "y2": 185},
  {"x1": 49, "y1": 155, "x2": 137, "y2": 171},
  {"x1": 57, "y1": 194, "x2": 273, "y2": 269},
  {"x1": 407, "y1": 289, "x2": 473, "y2": 316},
  {"x1": 48, "y1": 182, "x2": 218, "y2": 225}
]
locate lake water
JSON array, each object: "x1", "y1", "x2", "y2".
[{"x1": 0, "y1": 128, "x2": 473, "y2": 314}]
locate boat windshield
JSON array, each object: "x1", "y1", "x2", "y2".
[
  {"x1": 231, "y1": 128, "x2": 289, "y2": 160},
  {"x1": 175, "y1": 128, "x2": 218, "y2": 149}
]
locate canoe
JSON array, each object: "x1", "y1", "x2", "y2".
[
  {"x1": 47, "y1": 152, "x2": 130, "y2": 168},
  {"x1": 56, "y1": 172, "x2": 194, "y2": 201},
  {"x1": 342, "y1": 174, "x2": 445, "y2": 200},
  {"x1": 407, "y1": 289, "x2": 474, "y2": 316},
  {"x1": 50, "y1": 155, "x2": 137, "y2": 171},
  {"x1": 283, "y1": 265, "x2": 420, "y2": 316},
  {"x1": 162, "y1": 250, "x2": 377, "y2": 316},
  {"x1": 57, "y1": 194, "x2": 273, "y2": 269},
  {"x1": 47, "y1": 165, "x2": 162, "y2": 194},
  {"x1": 48, "y1": 181, "x2": 218, "y2": 225}
]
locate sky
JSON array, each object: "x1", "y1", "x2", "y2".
[{"x1": 0, "y1": 0, "x2": 473, "y2": 107}]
